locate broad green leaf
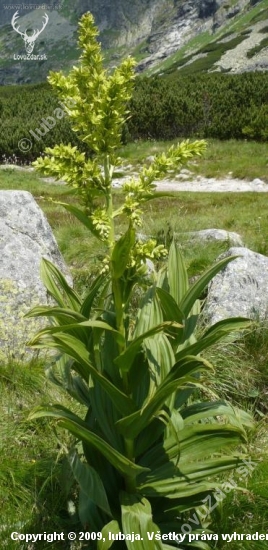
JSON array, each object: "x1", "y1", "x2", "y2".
[
  {"x1": 69, "y1": 449, "x2": 112, "y2": 516},
  {"x1": 28, "y1": 332, "x2": 136, "y2": 417},
  {"x1": 40, "y1": 258, "x2": 81, "y2": 311},
  {"x1": 29, "y1": 405, "x2": 148, "y2": 478},
  {"x1": 135, "y1": 418, "x2": 165, "y2": 458},
  {"x1": 139, "y1": 456, "x2": 246, "y2": 498},
  {"x1": 116, "y1": 356, "x2": 212, "y2": 438},
  {"x1": 81, "y1": 274, "x2": 109, "y2": 317},
  {"x1": 98, "y1": 521, "x2": 121, "y2": 550},
  {"x1": 62, "y1": 203, "x2": 103, "y2": 240},
  {"x1": 30, "y1": 318, "x2": 125, "y2": 347},
  {"x1": 114, "y1": 321, "x2": 182, "y2": 372},
  {"x1": 134, "y1": 287, "x2": 163, "y2": 337},
  {"x1": 89, "y1": 381, "x2": 125, "y2": 450},
  {"x1": 156, "y1": 266, "x2": 168, "y2": 291},
  {"x1": 78, "y1": 492, "x2": 104, "y2": 532},
  {"x1": 179, "y1": 255, "x2": 240, "y2": 317},
  {"x1": 167, "y1": 241, "x2": 188, "y2": 305},
  {"x1": 202, "y1": 316, "x2": 252, "y2": 339},
  {"x1": 183, "y1": 298, "x2": 200, "y2": 343},
  {"x1": 155, "y1": 287, "x2": 184, "y2": 324},
  {"x1": 155, "y1": 286, "x2": 185, "y2": 346},
  {"x1": 25, "y1": 305, "x2": 86, "y2": 325},
  {"x1": 176, "y1": 318, "x2": 252, "y2": 360},
  {"x1": 121, "y1": 493, "x2": 164, "y2": 550},
  {"x1": 142, "y1": 334, "x2": 176, "y2": 411},
  {"x1": 181, "y1": 400, "x2": 254, "y2": 428},
  {"x1": 111, "y1": 225, "x2": 135, "y2": 279},
  {"x1": 139, "y1": 424, "x2": 245, "y2": 470},
  {"x1": 143, "y1": 333, "x2": 175, "y2": 387}
]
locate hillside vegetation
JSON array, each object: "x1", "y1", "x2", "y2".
[
  {"x1": 1, "y1": 72, "x2": 268, "y2": 163},
  {"x1": 0, "y1": 0, "x2": 267, "y2": 84}
]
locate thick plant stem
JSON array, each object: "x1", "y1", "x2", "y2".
[
  {"x1": 104, "y1": 154, "x2": 135, "y2": 488},
  {"x1": 104, "y1": 155, "x2": 128, "y2": 387}
]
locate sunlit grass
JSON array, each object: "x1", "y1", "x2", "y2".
[{"x1": 0, "y1": 358, "x2": 76, "y2": 549}]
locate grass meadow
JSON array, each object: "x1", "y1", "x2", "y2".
[{"x1": 0, "y1": 138, "x2": 268, "y2": 548}]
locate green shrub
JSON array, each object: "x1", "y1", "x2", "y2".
[
  {"x1": 126, "y1": 72, "x2": 268, "y2": 142},
  {"x1": 1, "y1": 70, "x2": 268, "y2": 162}
]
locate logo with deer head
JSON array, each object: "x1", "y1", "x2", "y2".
[{"x1": 11, "y1": 11, "x2": 49, "y2": 54}]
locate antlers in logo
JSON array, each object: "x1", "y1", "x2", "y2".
[{"x1": 11, "y1": 11, "x2": 49, "y2": 54}]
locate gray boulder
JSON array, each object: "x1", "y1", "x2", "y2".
[
  {"x1": 204, "y1": 247, "x2": 268, "y2": 324},
  {"x1": 182, "y1": 229, "x2": 243, "y2": 247},
  {"x1": 0, "y1": 191, "x2": 72, "y2": 360}
]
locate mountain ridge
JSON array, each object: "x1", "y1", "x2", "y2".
[{"x1": 0, "y1": 0, "x2": 266, "y2": 84}]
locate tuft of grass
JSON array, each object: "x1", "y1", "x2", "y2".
[
  {"x1": 202, "y1": 322, "x2": 268, "y2": 547},
  {"x1": 0, "y1": 358, "x2": 77, "y2": 549},
  {"x1": 211, "y1": 446, "x2": 268, "y2": 549}
]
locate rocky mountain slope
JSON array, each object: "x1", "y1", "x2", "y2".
[{"x1": 0, "y1": 0, "x2": 267, "y2": 84}]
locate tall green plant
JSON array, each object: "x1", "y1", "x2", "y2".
[{"x1": 27, "y1": 12, "x2": 253, "y2": 549}]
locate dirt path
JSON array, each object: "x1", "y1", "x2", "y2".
[
  {"x1": 153, "y1": 176, "x2": 268, "y2": 192},
  {"x1": 1, "y1": 164, "x2": 268, "y2": 192}
]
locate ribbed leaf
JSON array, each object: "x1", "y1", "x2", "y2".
[
  {"x1": 62, "y1": 203, "x2": 103, "y2": 239},
  {"x1": 116, "y1": 356, "x2": 212, "y2": 438},
  {"x1": 156, "y1": 266, "x2": 169, "y2": 291},
  {"x1": 183, "y1": 298, "x2": 200, "y2": 343},
  {"x1": 134, "y1": 287, "x2": 163, "y2": 337},
  {"x1": 144, "y1": 333, "x2": 175, "y2": 388},
  {"x1": 28, "y1": 332, "x2": 136, "y2": 417},
  {"x1": 89, "y1": 381, "x2": 125, "y2": 450},
  {"x1": 140, "y1": 424, "x2": 245, "y2": 470},
  {"x1": 25, "y1": 305, "x2": 86, "y2": 324},
  {"x1": 179, "y1": 255, "x2": 240, "y2": 317},
  {"x1": 40, "y1": 258, "x2": 81, "y2": 311},
  {"x1": 111, "y1": 226, "x2": 135, "y2": 279},
  {"x1": 203, "y1": 316, "x2": 252, "y2": 339},
  {"x1": 167, "y1": 241, "x2": 188, "y2": 304},
  {"x1": 69, "y1": 449, "x2": 112, "y2": 516},
  {"x1": 135, "y1": 418, "x2": 165, "y2": 458},
  {"x1": 78, "y1": 493, "x2": 104, "y2": 532},
  {"x1": 155, "y1": 287, "x2": 184, "y2": 324},
  {"x1": 181, "y1": 401, "x2": 254, "y2": 428},
  {"x1": 176, "y1": 318, "x2": 252, "y2": 360},
  {"x1": 114, "y1": 322, "x2": 182, "y2": 372},
  {"x1": 156, "y1": 286, "x2": 185, "y2": 347},
  {"x1": 81, "y1": 274, "x2": 109, "y2": 317},
  {"x1": 30, "y1": 318, "x2": 124, "y2": 346},
  {"x1": 29, "y1": 405, "x2": 148, "y2": 478},
  {"x1": 121, "y1": 494, "x2": 163, "y2": 550},
  {"x1": 139, "y1": 456, "x2": 246, "y2": 498},
  {"x1": 98, "y1": 521, "x2": 121, "y2": 550}
]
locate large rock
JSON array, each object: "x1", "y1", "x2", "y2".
[
  {"x1": 0, "y1": 191, "x2": 71, "y2": 360},
  {"x1": 204, "y1": 247, "x2": 268, "y2": 324},
  {"x1": 180, "y1": 229, "x2": 243, "y2": 247}
]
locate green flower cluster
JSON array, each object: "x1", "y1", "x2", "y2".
[{"x1": 33, "y1": 13, "x2": 206, "y2": 271}]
